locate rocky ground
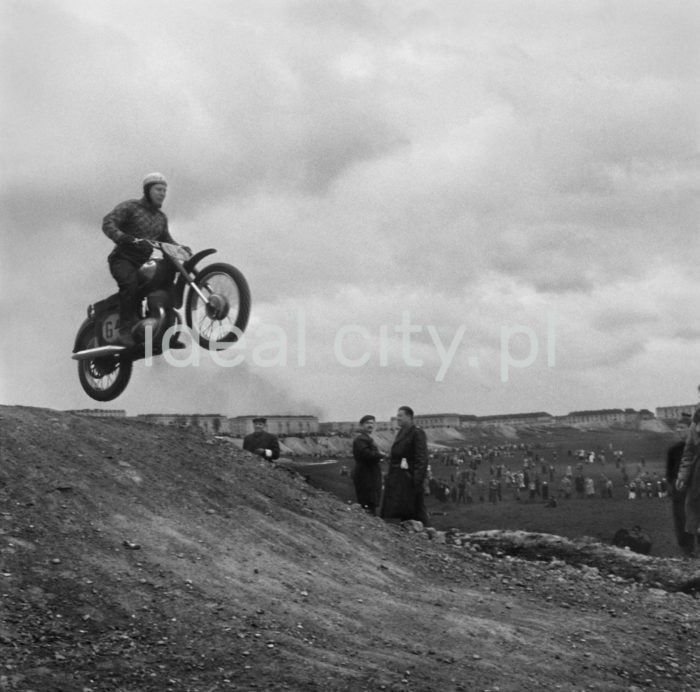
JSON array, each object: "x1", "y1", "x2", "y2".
[{"x1": 1, "y1": 405, "x2": 699, "y2": 691}]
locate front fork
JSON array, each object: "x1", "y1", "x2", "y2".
[
  {"x1": 171, "y1": 248, "x2": 218, "y2": 309},
  {"x1": 173, "y1": 261, "x2": 210, "y2": 307}
]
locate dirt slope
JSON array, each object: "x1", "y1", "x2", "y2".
[{"x1": 1, "y1": 406, "x2": 699, "y2": 692}]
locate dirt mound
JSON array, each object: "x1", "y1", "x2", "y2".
[
  {"x1": 1, "y1": 405, "x2": 699, "y2": 691},
  {"x1": 640, "y1": 418, "x2": 672, "y2": 433}
]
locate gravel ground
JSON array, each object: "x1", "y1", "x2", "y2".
[{"x1": 1, "y1": 405, "x2": 699, "y2": 691}]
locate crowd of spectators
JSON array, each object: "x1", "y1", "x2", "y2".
[{"x1": 423, "y1": 443, "x2": 673, "y2": 507}]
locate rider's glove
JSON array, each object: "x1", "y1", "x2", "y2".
[{"x1": 118, "y1": 235, "x2": 141, "y2": 245}]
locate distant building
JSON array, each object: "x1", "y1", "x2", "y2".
[
  {"x1": 656, "y1": 404, "x2": 698, "y2": 422},
  {"x1": 318, "y1": 418, "x2": 395, "y2": 435},
  {"x1": 385, "y1": 413, "x2": 465, "y2": 430},
  {"x1": 319, "y1": 421, "x2": 355, "y2": 435},
  {"x1": 86, "y1": 404, "x2": 672, "y2": 438},
  {"x1": 136, "y1": 413, "x2": 229, "y2": 434},
  {"x1": 67, "y1": 409, "x2": 126, "y2": 418},
  {"x1": 459, "y1": 415, "x2": 479, "y2": 428},
  {"x1": 477, "y1": 412, "x2": 554, "y2": 427},
  {"x1": 414, "y1": 413, "x2": 462, "y2": 429},
  {"x1": 558, "y1": 409, "x2": 640, "y2": 426},
  {"x1": 230, "y1": 415, "x2": 319, "y2": 437}
]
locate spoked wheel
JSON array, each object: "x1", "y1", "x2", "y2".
[
  {"x1": 76, "y1": 322, "x2": 133, "y2": 401},
  {"x1": 185, "y1": 263, "x2": 251, "y2": 350}
]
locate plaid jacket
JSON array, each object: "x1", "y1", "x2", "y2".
[{"x1": 103, "y1": 197, "x2": 176, "y2": 263}]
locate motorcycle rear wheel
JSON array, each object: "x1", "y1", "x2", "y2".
[
  {"x1": 76, "y1": 321, "x2": 133, "y2": 401},
  {"x1": 185, "y1": 263, "x2": 251, "y2": 350}
]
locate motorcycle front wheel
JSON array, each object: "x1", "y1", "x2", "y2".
[
  {"x1": 76, "y1": 321, "x2": 133, "y2": 401},
  {"x1": 185, "y1": 263, "x2": 251, "y2": 351}
]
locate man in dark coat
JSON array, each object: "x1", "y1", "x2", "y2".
[
  {"x1": 243, "y1": 418, "x2": 280, "y2": 461},
  {"x1": 675, "y1": 407, "x2": 700, "y2": 556},
  {"x1": 381, "y1": 406, "x2": 429, "y2": 525},
  {"x1": 352, "y1": 415, "x2": 384, "y2": 514},
  {"x1": 667, "y1": 413, "x2": 695, "y2": 556}
]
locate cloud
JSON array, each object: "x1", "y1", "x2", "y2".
[{"x1": 1, "y1": 0, "x2": 699, "y2": 419}]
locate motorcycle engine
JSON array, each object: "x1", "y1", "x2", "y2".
[{"x1": 131, "y1": 317, "x2": 161, "y2": 344}]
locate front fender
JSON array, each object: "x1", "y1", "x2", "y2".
[
  {"x1": 173, "y1": 248, "x2": 217, "y2": 308},
  {"x1": 184, "y1": 248, "x2": 217, "y2": 272}
]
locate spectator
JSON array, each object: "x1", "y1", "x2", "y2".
[
  {"x1": 604, "y1": 477, "x2": 613, "y2": 499},
  {"x1": 457, "y1": 476, "x2": 466, "y2": 503},
  {"x1": 560, "y1": 476, "x2": 572, "y2": 500},
  {"x1": 381, "y1": 406, "x2": 429, "y2": 525},
  {"x1": 668, "y1": 413, "x2": 697, "y2": 556},
  {"x1": 243, "y1": 418, "x2": 280, "y2": 461},
  {"x1": 352, "y1": 414, "x2": 384, "y2": 515},
  {"x1": 488, "y1": 478, "x2": 499, "y2": 504}
]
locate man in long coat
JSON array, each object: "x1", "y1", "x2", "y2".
[
  {"x1": 667, "y1": 413, "x2": 696, "y2": 556},
  {"x1": 675, "y1": 409, "x2": 700, "y2": 556},
  {"x1": 352, "y1": 415, "x2": 384, "y2": 514},
  {"x1": 381, "y1": 406, "x2": 429, "y2": 525}
]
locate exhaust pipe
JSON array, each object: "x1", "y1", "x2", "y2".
[{"x1": 72, "y1": 345, "x2": 127, "y2": 361}]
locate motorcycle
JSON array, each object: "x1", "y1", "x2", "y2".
[{"x1": 72, "y1": 240, "x2": 251, "y2": 401}]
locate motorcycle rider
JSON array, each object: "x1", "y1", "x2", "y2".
[{"x1": 102, "y1": 173, "x2": 185, "y2": 348}]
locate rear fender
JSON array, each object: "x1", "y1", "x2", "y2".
[
  {"x1": 173, "y1": 248, "x2": 217, "y2": 308},
  {"x1": 73, "y1": 318, "x2": 96, "y2": 352}
]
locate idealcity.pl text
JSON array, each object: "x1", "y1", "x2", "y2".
[{"x1": 146, "y1": 311, "x2": 556, "y2": 382}]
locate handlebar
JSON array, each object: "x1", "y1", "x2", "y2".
[
  {"x1": 120, "y1": 237, "x2": 193, "y2": 264},
  {"x1": 148, "y1": 239, "x2": 193, "y2": 262}
]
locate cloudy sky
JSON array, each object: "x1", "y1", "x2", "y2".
[{"x1": 2, "y1": 0, "x2": 699, "y2": 422}]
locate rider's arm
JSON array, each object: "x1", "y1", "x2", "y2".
[
  {"x1": 353, "y1": 435, "x2": 382, "y2": 465},
  {"x1": 412, "y1": 427, "x2": 429, "y2": 487},
  {"x1": 102, "y1": 201, "x2": 134, "y2": 244},
  {"x1": 266, "y1": 434, "x2": 280, "y2": 461},
  {"x1": 159, "y1": 217, "x2": 178, "y2": 245}
]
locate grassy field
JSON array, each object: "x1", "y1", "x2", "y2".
[{"x1": 286, "y1": 426, "x2": 687, "y2": 558}]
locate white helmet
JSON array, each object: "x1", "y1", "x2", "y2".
[{"x1": 143, "y1": 172, "x2": 167, "y2": 188}]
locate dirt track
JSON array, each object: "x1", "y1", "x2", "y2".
[{"x1": 1, "y1": 405, "x2": 699, "y2": 691}]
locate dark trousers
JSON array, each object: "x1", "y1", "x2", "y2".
[
  {"x1": 414, "y1": 487, "x2": 428, "y2": 526},
  {"x1": 109, "y1": 256, "x2": 141, "y2": 326},
  {"x1": 353, "y1": 464, "x2": 382, "y2": 514},
  {"x1": 671, "y1": 489, "x2": 696, "y2": 555},
  {"x1": 381, "y1": 469, "x2": 429, "y2": 526}
]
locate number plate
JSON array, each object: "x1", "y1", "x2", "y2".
[{"x1": 102, "y1": 313, "x2": 120, "y2": 343}]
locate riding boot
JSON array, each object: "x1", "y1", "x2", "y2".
[
  {"x1": 117, "y1": 324, "x2": 136, "y2": 348},
  {"x1": 168, "y1": 312, "x2": 186, "y2": 349},
  {"x1": 117, "y1": 311, "x2": 137, "y2": 348}
]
